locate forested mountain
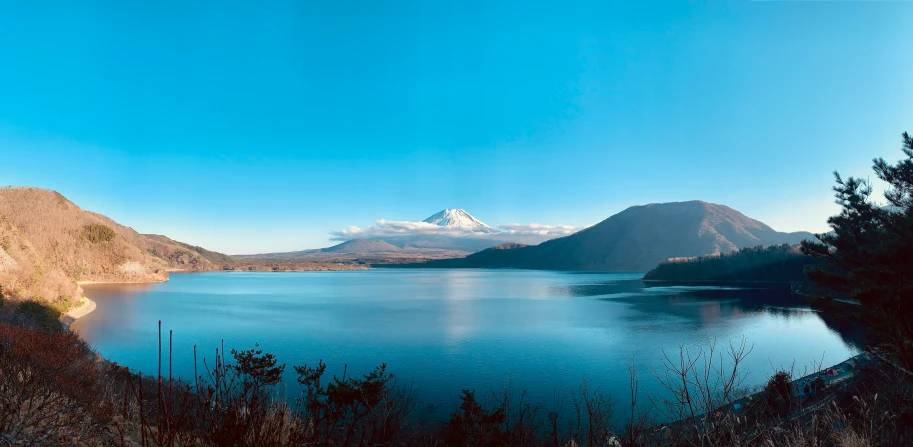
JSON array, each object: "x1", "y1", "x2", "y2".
[{"x1": 414, "y1": 201, "x2": 814, "y2": 271}]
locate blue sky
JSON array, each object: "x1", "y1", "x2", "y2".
[{"x1": 1, "y1": 1, "x2": 912, "y2": 254}]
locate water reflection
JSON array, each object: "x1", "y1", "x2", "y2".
[
  {"x1": 559, "y1": 279, "x2": 865, "y2": 351},
  {"x1": 815, "y1": 310, "x2": 868, "y2": 351},
  {"x1": 551, "y1": 278, "x2": 643, "y2": 297},
  {"x1": 71, "y1": 271, "x2": 863, "y2": 413},
  {"x1": 75, "y1": 282, "x2": 156, "y2": 344}
]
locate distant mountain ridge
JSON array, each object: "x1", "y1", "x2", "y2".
[
  {"x1": 235, "y1": 238, "x2": 469, "y2": 263},
  {"x1": 413, "y1": 201, "x2": 814, "y2": 271},
  {"x1": 369, "y1": 234, "x2": 502, "y2": 253},
  {"x1": 244, "y1": 208, "x2": 507, "y2": 261},
  {"x1": 320, "y1": 239, "x2": 402, "y2": 253}
]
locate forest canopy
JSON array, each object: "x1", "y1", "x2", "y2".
[{"x1": 643, "y1": 244, "x2": 820, "y2": 282}]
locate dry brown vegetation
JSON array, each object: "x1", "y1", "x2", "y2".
[
  {"x1": 142, "y1": 234, "x2": 237, "y2": 269},
  {"x1": 0, "y1": 187, "x2": 375, "y2": 312},
  {"x1": 0, "y1": 187, "x2": 237, "y2": 309},
  {"x1": 0, "y1": 323, "x2": 118, "y2": 445}
]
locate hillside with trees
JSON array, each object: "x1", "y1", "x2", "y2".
[
  {"x1": 141, "y1": 234, "x2": 238, "y2": 270},
  {"x1": 0, "y1": 187, "x2": 234, "y2": 309},
  {"x1": 643, "y1": 244, "x2": 822, "y2": 282}
]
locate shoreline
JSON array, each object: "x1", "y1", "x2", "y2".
[
  {"x1": 76, "y1": 278, "x2": 169, "y2": 285},
  {"x1": 61, "y1": 270, "x2": 363, "y2": 328},
  {"x1": 59, "y1": 295, "x2": 97, "y2": 330},
  {"x1": 61, "y1": 278, "x2": 169, "y2": 329},
  {"x1": 58, "y1": 271, "x2": 864, "y2": 421}
]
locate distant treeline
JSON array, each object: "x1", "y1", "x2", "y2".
[
  {"x1": 224, "y1": 261, "x2": 370, "y2": 272},
  {"x1": 643, "y1": 244, "x2": 822, "y2": 283}
]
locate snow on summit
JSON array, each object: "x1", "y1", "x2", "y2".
[
  {"x1": 422, "y1": 209, "x2": 494, "y2": 233},
  {"x1": 330, "y1": 208, "x2": 582, "y2": 244}
]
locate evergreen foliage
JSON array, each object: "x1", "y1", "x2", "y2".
[
  {"x1": 763, "y1": 371, "x2": 793, "y2": 416},
  {"x1": 644, "y1": 244, "x2": 819, "y2": 282},
  {"x1": 294, "y1": 360, "x2": 408, "y2": 445},
  {"x1": 801, "y1": 131, "x2": 913, "y2": 369},
  {"x1": 82, "y1": 223, "x2": 116, "y2": 243},
  {"x1": 15, "y1": 300, "x2": 63, "y2": 332},
  {"x1": 230, "y1": 343, "x2": 285, "y2": 401},
  {"x1": 441, "y1": 390, "x2": 508, "y2": 447}
]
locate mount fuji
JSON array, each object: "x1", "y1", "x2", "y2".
[
  {"x1": 422, "y1": 209, "x2": 494, "y2": 233},
  {"x1": 411, "y1": 201, "x2": 815, "y2": 271},
  {"x1": 238, "y1": 209, "x2": 511, "y2": 264},
  {"x1": 369, "y1": 209, "x2": 507, "y2": 252}
]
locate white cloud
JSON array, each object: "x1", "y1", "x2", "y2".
[
  {"x1": 331, "y1": 219, "x2": 587, "y2": 244},
  {"x1": 496, "y1": 223, "x2": 581, "y2": 237},
  {"x1": 331, "y1": 219, "x2": 489, "y2": 240}
]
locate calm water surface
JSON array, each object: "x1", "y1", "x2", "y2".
[{"x1": 72, "y1": 270, "x2": 858, "y2": 414}]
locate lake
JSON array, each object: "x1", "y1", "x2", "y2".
[{"x1": 71, "y1": 269, "x2": 859, "y2": 417}]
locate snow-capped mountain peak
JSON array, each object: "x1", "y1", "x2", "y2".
[{"x1": 422, "y1": 209, "x2": 494, "y2": 233}]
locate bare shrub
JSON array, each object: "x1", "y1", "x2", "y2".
[{"x1": 0, "y1": 324, "x2": 115, "y2": 445}]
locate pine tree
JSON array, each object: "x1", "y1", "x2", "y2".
[{"x1": 801, "y1": 132, "x2": 913, "y2": 369}]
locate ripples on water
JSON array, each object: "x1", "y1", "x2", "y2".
[{"x1": 72, "y1": 270, "x2": 860, "y2": 416}]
